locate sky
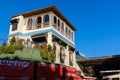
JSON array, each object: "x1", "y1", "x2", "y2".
[{"x1": 0, "y1": 0, "x2": 120, "y2": 58}]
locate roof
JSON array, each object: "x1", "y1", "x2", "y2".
[
  {"x1": 12, "y1": 6, "x2": 76, "y2": 30},
  {"x1": 77, "y1": 55, "x2": 120, "y2": 65}
]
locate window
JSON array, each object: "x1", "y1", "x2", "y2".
[
  {"x1": 11, "y1": 19, "x2": 19, "y2": 31},
  {"x1": 66, "y1": 27, "x2": 69, "y2": 37},
  {"x1": 58, "y1": 19, "x2": 60, "y2": 31},
  {"x1": 67, "y1": 29, "x2": 69, "y2": 38},
  {"x1": 61, "y1": 22, "x2": 64, "y2": 34},
  {"x1": 37, "y1": 17, "x2": 42, "y2": 24},
  {"x1": 53, "y1": 16, "x2": 57, "y2": 29},
  {"x1": 71, "y1": 32, "x2": 73, "y2": 41},
  {"x1": 36, "y1": 16, "x2": 42, "y2": 28},
  {"x1": 12, "y1": 23, "x2": 18, "y2": 31},
  {"x1": 43, "y1": 15, "x2": 49, "y2": 26},
  {"x1": 27, "y1": 18, "x2": 32, "y2": 30},
  {"x1": 68, "y1": 29, "x2": 70, "y2": 39},
  {"x1": 54, "y1": 16, "x2": 57, "y2": 24},
  {"x1": 66, "y1": 27, "x2": 68, "y2": 37},
  {"x1": 44, "y1": 15, "x2": 49, "y2": 22}
]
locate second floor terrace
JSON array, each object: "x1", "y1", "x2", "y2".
[{"x1": 10, "y1": 6, "x2": 76, "y2": 43}]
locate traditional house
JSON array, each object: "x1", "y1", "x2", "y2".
[{"x1": 8, "y1": 6, "x2": 84, "y2": 75}]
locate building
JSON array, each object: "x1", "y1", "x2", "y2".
[
  {"x1": 77, "y1": 55, "x2": 120, "y2": 79},
  {"x1": 8, "y1": 6, "x2": 80, "y2": 70}
]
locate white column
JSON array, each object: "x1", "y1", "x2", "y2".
[
  {"x1": 41, "y1": 15, "x2": 44, "y2": 28},
  {"x1": 47, "y1": 32, "x2": 53, "y2": 46},
  {"x1": 73, "y1": 51, "x2": 76, "y2": 68},
  {"x1": 55, "y1": 43, "x2": 60, "y2": 63},
  {"x1": 50, "y1": 13, "x2": 53, "y2": 27},
  {"x1": 64, "y1": 45, "x2": 69, "y2": 66}
]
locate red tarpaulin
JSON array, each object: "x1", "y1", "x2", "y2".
[
  {"x1": 0, "y1": 60, "x2": 84, "y2": 80},
  {"x1": 64, "y1": 67, "x2": 85, "y2": 80},
  {"x1": 63, "y1": 66, "x2": 78, "y2": 80},
  {"x1": 36, "y1": 62, "x2": 63, "y2": 80},
  {"x1": 0, "y1": 60, "x2": 34, "y2": 80},
  {"x1": 76, "y1": 75, "x2": 82, "y2": 80}
]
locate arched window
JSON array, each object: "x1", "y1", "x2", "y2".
[
  {"x1": 67, "y1": 29, "x2": 69, "y2": 38},
  {"x1": 43, "y1": 15, "x2": 49, "y2": 26},
  {"x1": 37, "y1": 17, "x2": 42, "y2": 24},
  {"x1": 58, "y1": 19, "x2": 60, "y2": 31},
  {"x1": 71, "y1": 32, "x2": 73, "y2": 41},
  {"x1": 66, "y1": 27, "x2": 68, "y2": 37},
  {"x1": 36, "y1": 16, "x2": 42, "y2": 29},
  {"x1": 68, "y1": 29, "x2": 70, "y2": 39},
  {"x1": 27, "y1": 18, "x2": 32, "y2": 30},
  {"x1": 54, "y1": 16, "x2": 57, "y2": 24},
  {"x1": 53, "y1": 16, "x2": 57, "y2": 29},
  {"x1": 61, "y1": 22, "x2": 64, "y2": 34}
]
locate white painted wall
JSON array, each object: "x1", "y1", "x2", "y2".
[{"x1": 9, "y1": 15, "x2": 24, "y2": 34}]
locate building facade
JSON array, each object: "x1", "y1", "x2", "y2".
[{"x1": 8, "y1": 6, "x2": 80, "y2": 70}]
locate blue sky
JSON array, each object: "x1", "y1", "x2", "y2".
[{"x1": 0, "y1": 0, "x2": 120, "y2": 57}]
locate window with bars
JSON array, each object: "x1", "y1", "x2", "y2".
[{"x1": 11, "y1": 19, "x2": 19, "y2": 31}]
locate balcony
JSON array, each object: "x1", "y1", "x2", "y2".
[
  {"x1": 52, "y1": 23, "x2": 73, "y2": 42},
  {"x1": 35, "y1": 23, "x2": 42, "y2": 29}
]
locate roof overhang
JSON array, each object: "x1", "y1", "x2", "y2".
[{"x1": 77, "y1": 55, "x2": 120, "y2": 65}]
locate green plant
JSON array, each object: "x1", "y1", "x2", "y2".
[
  {"x1": 15, "y1": 45, "x2": 24, "y2": 50},
  {"x1": 38, "y1": 45, "x2": 56, "y2": 62},
  {"x1": 18, "y1": 39, "x2": 25, "y2": 45},
  {"x1": 48, "y1": 44, "x2": 52, "y2": 52},
  {"x1": 38, "y1": 46, "x2": 48, "y2": 60},
  {"x1": 4, "y1": 45, "x2": 15, "y2": 54},
  {"x1": 49, "y1": 52, "x2": 56, "y2": 63},
  {"x1": 0, "y1": 41, "x2": 24, "y2": 54},
  {"x1": 10, "y1": 36, "x2": 16, "y2": 45},
  {"x1": 0, "y1": 45, "x2": 6, "y2": 54}
]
